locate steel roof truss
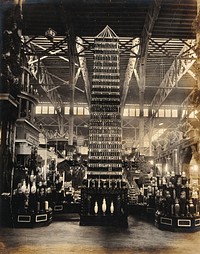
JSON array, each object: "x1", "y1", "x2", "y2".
[
  {"x1": 76, "y1": 36, "x2": 94, "y2": 53},
  {"x1": 151, "y1": 40, "x2": 196, "y2": 115},
  {"x1": 29, "y1": 41, "x2": 70, "y2": 64},
  {"x1": 149, "y1": 38, "x2": 173, "y2": 58},
  {"x1": 121, "y1": 38, "x2": 140, "y2": 112},
  {"x1": 76, "y1": 36, "x2": 91, "y2": 106}
]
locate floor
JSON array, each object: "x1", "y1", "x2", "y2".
[{"x1": 1, "y1": 214, "x2": 200, "y2": 254}]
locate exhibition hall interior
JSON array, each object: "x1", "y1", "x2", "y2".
[{"x1": 1, "y1": 0, "x2": 200, "y2": 253}]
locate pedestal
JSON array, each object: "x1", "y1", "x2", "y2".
[{"x1": 80, "y1": 187, "x2": 128, "y2": 227}]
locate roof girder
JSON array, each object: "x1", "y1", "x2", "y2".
[
  {"x1": 151, "y1": 39, "x2": 196, "y2": 116},
  {"x1": 121, "y1": 38, "x2": 140, "y2": 113},
  {"x1": 76, "y1": 36, "x2": 91, "y2": 107}
]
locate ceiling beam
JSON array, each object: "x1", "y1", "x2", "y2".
[
  {"x1": 25, "y1": 52, "x2": 64, "y2": 117},
  {"x1": 58, "y1": 4, "x2": 79, "y2": 145},
  {"x1": 138, "y1": 0, "x2": 163, "y2": 90},
  {"x1": 23, "y1": 44, "x2": 65, "y2": 133},
  {"x1": 76, "y1": 36, "x2": 91, "y2": 107},
  {"x1": 137, "y1": 0, "x2": 163, "y2": 154},
  {"x1": 20, "y1": 36, "x2": 67, "y2": 138},
  {"x1": 151, "y1": 39, "x2": 196, "y2": 116},
  {"x1": 38, "y1": 67, "x2": 64, "y2": 112},
  {"x1": 29, "y1": 41, "x2": 70, "y2": 64}
]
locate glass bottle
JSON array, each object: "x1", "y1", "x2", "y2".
[
  {"x1": 102, "y1": 197, "x2": 107, "y2": 214},
  {"x1": 174, "y1": 198, "x2": 180, "y2": 217}
]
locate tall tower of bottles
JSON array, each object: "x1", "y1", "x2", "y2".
[
  {"x1": 80, "y1": 26, "x2": 128, "y2": 226},
  {"x1": 88, "y1": 26, "x2": 122, "y2": 179}
]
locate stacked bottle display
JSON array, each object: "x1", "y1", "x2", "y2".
[
  {"x1": 155, "y1": 173, "x2": 200, "y2": 217},
  {"x1": 11, "y1": 147, "x2": 52, "y2": 215},
  {"x1": 88, "y1": 36, "x2": 122, "y2": 179},
  {"x1": 12, "y1": 170, "x2": 52, "y2": 214}
]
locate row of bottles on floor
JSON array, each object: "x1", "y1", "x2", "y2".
[
  {"x1": 94, "y1": 198, "x2": 115, "y2": 215},
  {"x1": 81, "y1": 191, "x2": 128, "y2": 217},
  {"x1": 94, "y1": 198, "x2": 114, "y2": 215}
]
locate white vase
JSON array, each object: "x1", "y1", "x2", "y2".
[
  {"x1": 102, "y1": 198, "x2": 106, "y2": 214},
  {"x1": 110, "y1": 201, "x2": 114, "y2": 214},
  {"x1": 94, "y1": 201, "x2": 98, "y2": 214},
  {"x1": 175, "y1": 198, "x2": 180, "y2": 216},
  {"x1": 31, "y1": 181, "x2": 37, "y2": 194},
  {"x1": 30, "y1": 171, "x2": 34, "y2": 182},
  {"x1": 27, "y1": 183, "x2": 30, "y2": 194},
  {"x1": 21, "y1": 180, "x2": 26, "y2": 193},
  {"x1": 45, "y1": 201, "x2": 49, "y2": 211}
]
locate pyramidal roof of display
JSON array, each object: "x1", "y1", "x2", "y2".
[{"x1": 96, "y1": 25, "x2": 118, "y2": 38}]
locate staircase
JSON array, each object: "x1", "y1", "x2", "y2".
[{"x1": 128, "y1": 179, "x2": 140, "y2": 205}]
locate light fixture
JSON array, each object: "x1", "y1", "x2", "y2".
[
  {"x1": 45, "y1": 28, "x2": 57, "y2": 40},
  {"x1": 159, "y1": 122, "x2": 163, "y2": 126}
]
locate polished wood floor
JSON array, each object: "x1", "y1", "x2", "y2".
[{"x1": 1, "y1": 214, "x2": 200, "y2": 254}]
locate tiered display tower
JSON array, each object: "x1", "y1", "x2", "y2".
[
  {"x1": 155, "y1": 173, "x2": 200, "y2": 232},
  {"x1": 11, "y1": 148, "x2": 53, "y2": 228},
  {"x1": 80, "y1": 26, "x2": 128, "y2": 226}
]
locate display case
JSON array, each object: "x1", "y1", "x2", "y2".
[
  {"x1": 11, "y1": 148, "x2": 53, "y2": 227},
  {"x1": 155, "y1": 173, "x2": 200, "y2": 232},
  {"x1": 80, "y1": 179, "x2": 128, "y2": 227}
]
